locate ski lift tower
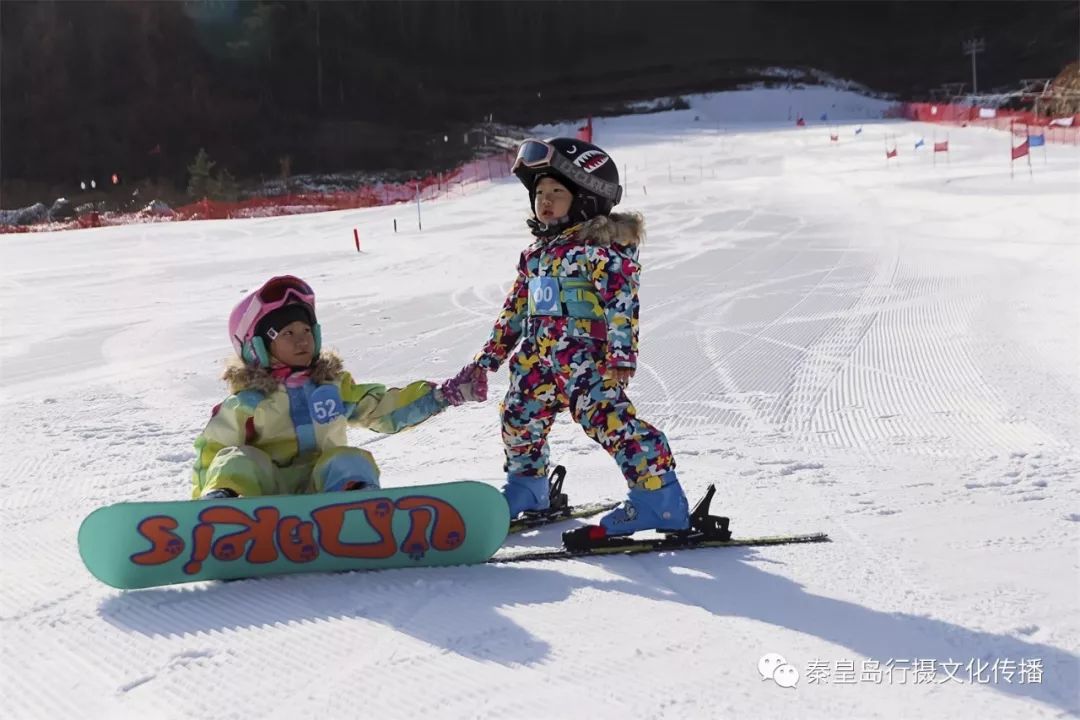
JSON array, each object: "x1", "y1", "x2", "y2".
[{"x1": 963, "y1": 38, "x2": 986, "y2": 95}]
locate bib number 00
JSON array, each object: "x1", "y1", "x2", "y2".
[{"x1": 528, "y1": 277, "x2": 561, "y2": 316}]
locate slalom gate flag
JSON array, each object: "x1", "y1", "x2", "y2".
[
  {"x1": 1029, "y1": 134, "x2": 1046, "y2": 147},
  {"x1": 933, "y1": 141, "x2": 949, "y2": 152},
  {"x1": 1011, "y1": 140, "x2": 1030, "y2": 160},
  {"x1": 886, "y1": 148, "x2": 898, "y2": 159},
  {"x1": 576, "y1": 116, "x2": 593, "y2": 142},
  {"x1": 1049, "y1": 116, "x2": 1074, "y2": 127},
  {"x1": 914, "y1": 138, "x2": 925, "y2": 149},
  {"x1": 820, "y1": 112, "x2": 828, "y2": 122},
  {"x1": 855, "y1": 126, "x2": 863, "y2": 135},
  {"x1": 830, "y1": 133, "x2": 838, "y2": 142}
]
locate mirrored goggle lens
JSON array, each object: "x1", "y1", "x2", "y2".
[
  {"x1": 515, "y1": 140, "x2": 554, "y2": 168},
  {"x1": 258, "y1": 276, "x2": 313, "y2": 303}
]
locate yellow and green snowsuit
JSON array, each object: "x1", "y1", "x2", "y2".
[{"x1": 191, "y1": 352, "x2": 447, "y2": 498}]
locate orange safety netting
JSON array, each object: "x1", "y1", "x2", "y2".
[{"x1": 3, "y1": 151, "x2": 514, "y2": 233}]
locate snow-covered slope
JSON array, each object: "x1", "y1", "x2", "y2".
[{"x1": 2, "y1": 86, "x2": 1078, "y2": 719}]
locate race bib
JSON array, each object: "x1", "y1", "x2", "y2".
[
  {"x1": 528, "y1": 277, "x2": 561, "y2": 316},
  {"x1": 309, "y1": 385, "x2": 344, "y2": 424}
]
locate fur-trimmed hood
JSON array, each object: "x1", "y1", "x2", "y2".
[
  {"x1": 541, "y1": 212, "x2": 645, "y2": 249},
  {"x1": 222, "y1": 351, "x2": 345, "y2": 394}
]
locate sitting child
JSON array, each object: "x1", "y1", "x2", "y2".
[{"x1": 193, "y1": 274, "x2": 486, "y2": 499}]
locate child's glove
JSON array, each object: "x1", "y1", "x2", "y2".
[{"x1": 439, "y1": 363, "x2": 488, "y2": 405}]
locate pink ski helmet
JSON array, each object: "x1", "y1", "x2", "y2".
[{"x1": 228, "y1": 275, "x2": 320, "y2": 367}]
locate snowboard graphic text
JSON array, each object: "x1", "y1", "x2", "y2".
[{"x1": 131, "y1": 495, "x2": 467, "y2": 575}]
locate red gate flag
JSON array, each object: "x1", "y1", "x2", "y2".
[
  {"x1": 933, "y1": 140, "x2": 949, "y2": 152},
  {"x1": 1011, "y1": 140, "x2": 1029, "y2": 160},
  {"x1": 885, "y1": 148, "x2": 897, "y2": 159},
  {"x1": 576, "y1": 116, "x2": 593, "y2": 143}
]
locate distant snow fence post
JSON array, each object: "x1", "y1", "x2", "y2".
[{"x1": 415, "y1": 181, "x2": 423, "y2": 230}]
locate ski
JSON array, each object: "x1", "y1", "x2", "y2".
[
  {"x1": 494, "y1": 482, "x2": 829, "y2": 563},
  {"x1": 489, "y1": 531, "x2": 830, "y2": 564},
  {"x1": 509, "y1": 501, "x2": 619, "y2": 534},
  {"x1": 507, "y1": 465, "x2": 618, "y2": 534}
]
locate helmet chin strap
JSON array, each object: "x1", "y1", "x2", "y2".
[
  {"x1": 527, "y1": 214, "x2": 571, "y2": 238},
  {"x1": 528, "y1": 189, "x2": 604, "y2": 238}
]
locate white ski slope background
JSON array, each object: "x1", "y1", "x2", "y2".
[{"x1": 2, "y1": 87, "x2": 1078, "y2": 719}]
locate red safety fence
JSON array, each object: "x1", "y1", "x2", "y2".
[
  {"x1": 2, "y1": 150, "x2": 515, "y2": 233},
  {"x1": 899, "y1": 102, "x2": 1080, "y2": 144},
  {"x1": 172, "y1": 150, "x2": 514, "y2": 221}
]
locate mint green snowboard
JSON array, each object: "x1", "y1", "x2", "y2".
[{"x1": 79, "y1": 481, "x2": 509, "y2": 589}]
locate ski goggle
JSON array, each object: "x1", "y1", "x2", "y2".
[
  {"x1": 256, "y1": 275, "x2": 314, "y2": 307},
  {"x1": 512, "y1": 139, "x2": 557, "y2": 170},
  {"x1": 512, "y1": 139, "x2": 623, "y2": 204},
  {"x1": 234, "y1": 275, "x2": 316, "y2": 342}
]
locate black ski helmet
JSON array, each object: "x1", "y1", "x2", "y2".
[{"x1": 512, "y1": 138, "x2": 623, "y2": 225}]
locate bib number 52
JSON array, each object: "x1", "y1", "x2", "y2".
[{"x1": 309, "y1": 385, "x2": 344, "y2": 424}]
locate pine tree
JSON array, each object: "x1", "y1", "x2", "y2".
[
  {"x1": 186, "y1": 148, "x2": 216, "y2": 199},
  {"x1": 212, "y1": 168, "x2": 240, "y2": 202}
]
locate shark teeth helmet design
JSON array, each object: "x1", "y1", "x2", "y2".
[
  {"x1": 512, "y1": 137, "x2": 623, "y2": 230},
  {"x1": 574, "y1": 148, "x2": 611, "y2": 174}
]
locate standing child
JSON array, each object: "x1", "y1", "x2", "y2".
[
  {"x1": 193, "y1": 275, "x2": 487, "y2": 499},
  {"x1": 475, "y1": 137, "x2": 690, "y2": 542}
]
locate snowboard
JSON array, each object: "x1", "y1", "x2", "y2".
[{"x1": 78, "y1": 481, "x2": 510, "y2": 589}]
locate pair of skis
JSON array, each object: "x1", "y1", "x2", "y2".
[{"x1": 498, "y1": 466, "x2": 829, "y2": 563}]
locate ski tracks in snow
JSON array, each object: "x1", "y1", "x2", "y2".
[{"x1": 639, "y1": 174, "x2": 1066, "y2": 457}]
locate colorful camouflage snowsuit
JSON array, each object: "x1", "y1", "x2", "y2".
[{"x1": 475, "y1": 212, "x2": 676, "y2": 489}]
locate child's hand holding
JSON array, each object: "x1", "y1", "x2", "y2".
[{"x1": 439, "y1": 363, "x2": 488, "y2": 406}]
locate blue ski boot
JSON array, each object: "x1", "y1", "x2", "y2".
[
  {"x1": 502, "y1": 472, "x2": 551, "y2": 518},
  {"x1": 598, "y1": 471, "x2": 690, "y2": 536}
]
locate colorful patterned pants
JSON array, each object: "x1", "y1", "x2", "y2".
[{"x1": 500, "y1": 336, "x2": 675, "y2": 488}]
